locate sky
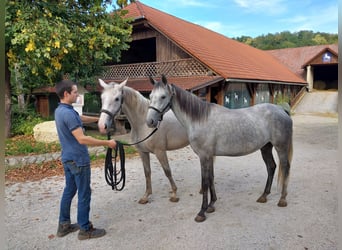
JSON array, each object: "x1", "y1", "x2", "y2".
[{"x1": 135, "y1": 0, "x2": 338, "y2": 38}]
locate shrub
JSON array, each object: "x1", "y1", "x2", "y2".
[{"x1": 11, "y1": 106, "x2": 47, "y2": 136}]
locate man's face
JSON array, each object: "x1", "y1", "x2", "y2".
[{"x1": 65, "y1": 85, "x2": 79, "y2": 104}]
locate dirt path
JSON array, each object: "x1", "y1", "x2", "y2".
[{"x1": 5, "y1": 114, "x2": 338, "y2": 250}]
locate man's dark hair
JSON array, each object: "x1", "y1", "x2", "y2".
[{"x1": 55, "y1": 80, "x2": 76, "y2": 99}]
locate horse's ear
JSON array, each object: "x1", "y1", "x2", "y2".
[
  {"x1": 120, "y1": 77, "x2": 128, "y2": 87},
  {"x1": 99, "y1": 79, "x2": 108, "y2": 89},
  {"x1": 161, "y1": 74, "x2": 168, "y2": 85},
  {"x1": 149, "y1": 76, "x2": 156, "y2": 85}
]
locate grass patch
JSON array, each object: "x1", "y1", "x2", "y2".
[
  {"x1": 5, "y1": 135, "x2": 61, "y2": 156},
  {"x1": 5, "y1": 134, "x2": 138, "y2": 157}
]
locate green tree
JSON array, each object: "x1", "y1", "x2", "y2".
[
  {"x1": 5, "y1": 0, "x2": 133, "y2": 137},
  {"x1": 233, "y1": 30, "x2": 338, "y2": 50},
  {"x1": 116, "y1": 0, "x2": 135, "y2": 8},
  {"x1": 312, "y1": 34, "x2": 328, "y2": 44}
]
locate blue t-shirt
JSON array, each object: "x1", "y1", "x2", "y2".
[{"x1": 55, "y1": 103, "x2": 90, "y2": 166}]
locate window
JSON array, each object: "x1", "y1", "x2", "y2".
[
  {"x1": 255, "y1": 84, "x2": 270, "y2": 104},
  {"x1": 224, "y1": 83, "x2": 250, "y2": 109}
]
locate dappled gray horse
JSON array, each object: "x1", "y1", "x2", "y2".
[
  {"x1": 146, "y1": 75, "x2": 293, "y2": 222},
  {"x1": 98, "y1": 79, "x2": 189, "y2": 204}
]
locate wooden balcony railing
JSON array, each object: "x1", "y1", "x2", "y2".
[{"x1": 101, "y1": 58, "x2": 210, "y2": 79}]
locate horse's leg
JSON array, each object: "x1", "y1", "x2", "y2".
[
  {"x1": 276, "y1": 142, "x2": 292, "y2": 207},
  {"x1": 195, "y1": 156, "x2": 211, "y2": 222},
  {"x1": 155, "y1": 151, "x2": 179, "y2": 202},
  {"x1": 207, "y1": 157, "x2": 217, "y2": 213},
  {"x1": 138, "y1": 151, "x2": 152, "y2": 204},
  {"x1": 257, "y1": 142, "x2": 276, "y2": 203}
]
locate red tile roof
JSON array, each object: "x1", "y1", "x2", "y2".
[
  {"x1": 123, "y1": 1, "x2": 306, "y2": 85},
  {"x1": 267, "y1": 44, "x2": 338, "y2": 79}
]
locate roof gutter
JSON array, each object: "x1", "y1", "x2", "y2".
[
  {"x1": 189, "y1": 77, "x2": 225, "y2": 92},
  {"x1": 226, "y1": 78, "x2": 307, "y2": 86}
]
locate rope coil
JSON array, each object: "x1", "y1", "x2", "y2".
[
  {"x1": 104, "y1": 127, "x2": 158, "y2": 191},
  {"x1": 104, "y1": 140, "x2": 126, "y2": 191}
]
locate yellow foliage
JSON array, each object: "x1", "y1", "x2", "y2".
[
  {"x1": 88, "y1": 37, "x2": 96, "y2": 49},
  {"x1": 52, "y1": 58, "x2": 62, "y2": 70},
  {"x1": 7, "y1": 49, "x2": 15, "y2": 59},
  {"x1": 45, "y1": 67, "x2": 53, "y2": 76},
  {"x1": 31, "y1": 67, "x2": 38, "y2": 76},
  {"x1": 54, "y1": 41, "x2": 60, "y2": 48},
  {"x1": 25, "y1": 40, "x2": 35, "y2": 52}
]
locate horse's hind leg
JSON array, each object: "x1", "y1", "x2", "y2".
[
  {"x1": 207, "y1": 158, "x2": 217, "y2": 213},
  {"x1": 276, "y1": 143, "x2": 292, "y2": 207},
  {"x1": 155, "y1": 151, "x2": 179, "y2": 202},
  {"x1": 257, "y1": 143, "x2": 276, "y2": 203},
  {"x1": 195, "y1": 156, "x2": 215, "y2": 222},
  {"x1": 138, "y1": 151, "x2": 152, "y2": 204}
]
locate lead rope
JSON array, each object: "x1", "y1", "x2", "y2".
[
  {"x1": 105, "y1": 133, "x2": 126, "y2": 191},
  {"x1": 104, "y1": 125, "x2": 159, "y2": 191}
]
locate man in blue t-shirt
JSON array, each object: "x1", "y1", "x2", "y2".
[{"x1": 55, "y1": 79, "x2": 116, "y2": 240}]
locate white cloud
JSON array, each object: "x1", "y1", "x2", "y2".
[
  {"x1": 279, "y1": 4, "x2": 338, "y2": 33},
  {"x1": 163, "y1": 0, "x2": 215, "y2": 8},
  {"x1": 196, "y1": 20, "x2": 246, "y2": 38},
  {"x1": 233, "y1": 0, "x2": 287, "y2": 15}
]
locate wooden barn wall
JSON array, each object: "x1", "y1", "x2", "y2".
[
  {"x1": 132, "y1": 29, "x2": 190, "y2": 62},
  {"x1": 131, "y1": 29, "x2": 156, "y2": 40},
  {"x1": 156, "y1": 34, "x2": 190, "y2": 61}
]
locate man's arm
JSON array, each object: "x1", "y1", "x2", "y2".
[
  {"x1": 72, "y1": 127, "x2": 116, "y2": 148},
  {"x1": 80, "y1": 115, "x2": 99, "y2": 124}
]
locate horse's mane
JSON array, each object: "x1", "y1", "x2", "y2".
[
  {"x1": 123, "y1": 85, "x2": 149, "y2": 113},
  {"x1": 171, "y1": 84, "x2": 211, "y2": 122}
]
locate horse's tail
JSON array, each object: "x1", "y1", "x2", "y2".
[
  {"x1": 277, "y1": 134, "x2": 293, "y2": 187},
  {"x1": 277, "y1": 102, "x2": 291, "y2": 116}
]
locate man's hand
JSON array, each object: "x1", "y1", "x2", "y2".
[{"x1": 108, "y1": 139, "x2": 117, "y2": 149}]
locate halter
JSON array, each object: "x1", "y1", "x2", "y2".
[
  {"x1": 148, "y1": 96, "x2": 173, "y2": 122},
  {"x1": 100, "y1": 91, "x2": 124, "y2": 119},
  {"x1": 100, "y1": 109, "x2": 116, "y2": 119}
]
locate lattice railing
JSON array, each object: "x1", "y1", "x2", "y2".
[{"x1": 101, "y1": 58, "x2": 210, "y2": 79}]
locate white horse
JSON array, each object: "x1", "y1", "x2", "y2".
[
  {"x1": 98, "y1": 79, "x2": 189, "y2": 204},
  {"x1": 146, "y1": 75, "x2": 293, "y2": 222}
]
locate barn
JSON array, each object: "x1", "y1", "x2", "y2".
[
  {"x1": 99, "y1": 1, "x2": 306, "y2": 110},
  {"x1": 34, "y1": 2, "x2": 339, "y2": 119},
  {"x1": 267, "y1": 44, "x2": 338, "y2": 91}
]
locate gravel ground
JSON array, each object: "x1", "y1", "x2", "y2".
[{"x1": 5, "y1": 113, "x2": 338, "y2": 250}]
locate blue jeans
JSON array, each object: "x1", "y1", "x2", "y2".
[{"x1": 59, "y1": 161, "x2": 91, "y2": 231}]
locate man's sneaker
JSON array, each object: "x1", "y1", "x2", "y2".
[
  {"x1": 78, "y1": 224, "x2": 106, "y2": 240},
  {"x1": 57, "y1": 223, "x2": 79, "y2": 237}
]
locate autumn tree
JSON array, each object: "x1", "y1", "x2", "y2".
[{"x1": 5, "y1": 0, "x2": 133, "y2": 138}]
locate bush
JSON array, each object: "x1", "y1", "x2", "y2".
[{"x1": 11, "y1": 106, "x2": 47, "y2": 136}]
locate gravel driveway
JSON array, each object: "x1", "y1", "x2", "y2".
[{"x1": 5, "y1": 113, "x2": 338, "y2": 250}]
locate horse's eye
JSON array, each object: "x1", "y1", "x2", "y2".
[
  {"x1": 115, "y1": 97, "x2": 120, "y2": 102},
  {"x1": 161, "y1": 95, "x2": 166, "y2": 100}
]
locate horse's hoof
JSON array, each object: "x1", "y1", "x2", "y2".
[
  {"x1": 277, "y1": 199, "x2": 287, "y2": 207},
  {"x1": 257, "y1": 196, "x2": 267, "y2": 203},
  {"x1": 194, "y1": 214, "x2": 206, "y2": 222},
  {"x1": 169, "y1": 197, "x2": 179, "y2": 202},
  {"x1": 206, "y1": 206, "x2": 215, "y2": 213},
  {"x1": 138, "y1": 198, "x2": 149, "y2": 204}
]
